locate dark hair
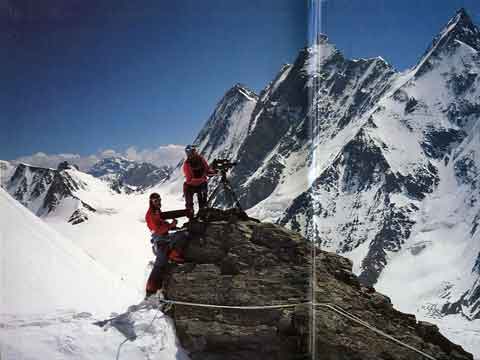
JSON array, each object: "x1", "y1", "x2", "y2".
[
  {"x1": 149, "y1": 192, "x2": 161, "y2": 200},
  {"x1": 149, "y1": 193, "x2": 161, "y2": 209}
]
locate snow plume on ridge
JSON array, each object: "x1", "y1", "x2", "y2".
[
  {"x1": 0, "y1": 187, "x2": 138, "y2": 315},
  {"x1": 12, "y1": 145, "x2": 185, "y2": 171}
]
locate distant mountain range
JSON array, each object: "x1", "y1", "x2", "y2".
[
  {"x1": 87, "y1": 156, "x2": 172, "y2": 191},
  {"x1": 3, "y1": 157, "x2": 172, "y2": 224}
]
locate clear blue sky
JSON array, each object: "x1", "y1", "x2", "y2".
[
  {"x1": 2, "y1": 0, "x2": 480, "y2": 160},
  {"x1": 319, "y1": 0, "x2": 480, "y2": 70}
]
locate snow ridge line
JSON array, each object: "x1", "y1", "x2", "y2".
[{"x1": 159, "y1": 299, "x2": 438, "y2": 360}]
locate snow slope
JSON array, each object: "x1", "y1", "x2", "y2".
[
  {"x1": 46, "y1": 180, "x2": 186, "y2": 292},
  {"x1": 0, "y1": 188, "x2": 186, "y2": 360},
  {"x1": 0, "y1": 187, "x2": 138, "y2": 315}
]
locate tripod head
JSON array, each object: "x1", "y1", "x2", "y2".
[
  {"x1": 211, "y1": 158, "x2": 237, "y2": 174},
  {"x1": 210, "y1": 158, "x2": 237, "y2": 182}
]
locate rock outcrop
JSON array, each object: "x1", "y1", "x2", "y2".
[{"x1": 164, "y1": 212, "x2": 472, "y2": 360}]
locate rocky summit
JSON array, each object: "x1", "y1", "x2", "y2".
[{"x1": 163, "y1": 211, "x2": 472, "y2": 360}]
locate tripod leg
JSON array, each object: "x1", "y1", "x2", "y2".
[
  {"x1": 207, "y1": 183, "x2": 221, "y2": 207},
  {"x1": 225, "y1": 184, "x2": 244, "y2": 212}
]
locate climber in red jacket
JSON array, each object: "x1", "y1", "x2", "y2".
[
  {"x1": 182, "y1": 145, "x2": 215, "y2": 216},
  {"x1": 145, "y1": 192, "x2": 187, "y2": 298}
]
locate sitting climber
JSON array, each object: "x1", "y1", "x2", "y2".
[
  {"x1": 144, "y1": 192, "x2": 189, "y2": 298},
  {"x1": 182, "y1": 144, "x2": 216, "y2": 217}
]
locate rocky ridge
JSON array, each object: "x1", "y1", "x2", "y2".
[{"x1": 161, "y1": 212, "x2": 472, "y2": 360}]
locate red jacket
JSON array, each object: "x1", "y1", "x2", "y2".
[
  {"x1": 145, "y1": 207, "x2": 175, "y2": 235},
  {"x1": 183, "y1": 154, "x2": 211, "y2": 186}
]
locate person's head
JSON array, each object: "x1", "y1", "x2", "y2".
[
  {"x1": 185, "y1": 144, "x2": 198, "y2": 159},
  {"x1": 149, "y1": 192, "x2": 161, "y2": 209}
]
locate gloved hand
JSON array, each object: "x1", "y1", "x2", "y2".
[{"x1": 171, "y1": 219, "x2": 178, "y2": 228}]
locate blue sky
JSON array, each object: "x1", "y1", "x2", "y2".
[
  {"x1": 2, "y1": 0, "x2": 480, "y2": 162},
  {"x1": 2, "y1": 0, "x2": 306, "y2": 161},
  {"x1": 319, "y1": 0, "x2": 480, "y2": 70}
]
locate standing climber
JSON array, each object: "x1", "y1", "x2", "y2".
[
  {"x1": 182, "y1": 145, "x2": 215, "y2": 217},
  {"x1": 145, "y1": 192, "x2": 187, "y2": 298}
]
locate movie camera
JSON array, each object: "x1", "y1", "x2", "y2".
[
  {"x1": 207, "y1": 158, "x2": 245, "y2": 214},
  {"x1": 210, "y1": 158, "x2": 237, "y2": 173}
]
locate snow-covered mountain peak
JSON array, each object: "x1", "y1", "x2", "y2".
[
  {"x1": 228, "y1": 83, "x2": 258, "y2": 101},
  {"x1": 87, "y1": 156, "x2": 171, "y2": 190},
  {"x1": 315, "y1": 33, "x2": 329, "y2": 45},
  {"x1": 7, "y1": 162, "x2": 117, "y2": 223},
  {"x1": 57, "y1": 160, "x2": 80, "y2": 171},
  {"x1": 88, "y1": 156, "x2": 135, "y2": 178},
  {"x1": 304, "y1": 38, "x2": 339, "y2": 77},
  {"x1": 414, "y1": 8, "x2": 480, "y2": 77},
  {"x1": 433, "y1": 8, "x2": 479, "y2": 50},
  {"x1": 194, "y1": 83, "x2": 258, "y2": 160},
  {"x1": 448, "y1": 8, "x2": 477, "y2": 35}
]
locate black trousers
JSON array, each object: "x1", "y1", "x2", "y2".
[
  {"x1": 146, "y1": 230, "x2": 189, "y2": 295},
  {"x1": 184, "y1": 182, "x2": 208, "y2": 212}
]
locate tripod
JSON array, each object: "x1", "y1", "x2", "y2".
[{"x1": 207, "y1": 169, "x2": 245, "y2": 213}]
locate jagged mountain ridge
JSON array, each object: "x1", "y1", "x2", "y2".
[
  {"x1": 188, "y1": 9, "x2": 480, "y2": 322},
  {"x1": 5, "y1": 157, "x2": 172, "y2": 223},
  {"x1": 285, "y1": 9, "x2": 480, "y2": 320},
  {"x1": 87, "y1": 156, "x2": 172, "y2": 190},
  {"x1": 7, "y1": 162, "x2": 114, "y2": 224}
]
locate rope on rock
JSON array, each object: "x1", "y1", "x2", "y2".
[
  {"x1": 316, "y1": 303, "x2": 437, "y2": 360},
  {"x1": 159, "y1": 298, "x2": 438, "y2": 360},
  {"x1": 159, "y1": 298, "x2": 311, "y2": 310}
]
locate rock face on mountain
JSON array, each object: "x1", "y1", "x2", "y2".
[
  {"x1": 8, "y1": 163, "x2": 89, "y2": 216},
  {"x1": 88, "y1": 157, "x2": 172, "y2": 190},
  {"x1": 164, "y1": 214, "x2": 472, "y2": 360},
  {"x1": 195, "y1": 84, "x2": 258, "y2": 161}
]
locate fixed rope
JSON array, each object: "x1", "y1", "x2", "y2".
[
  {"x1": 159, "y1": 298, "x2": 438, "y2": 360},
  {"x1": 316, "y1": 303, "x2": 437, "y2": 360},
  {"x1": 159, "y1": 299, "x2": 310, "y2": 310}
]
